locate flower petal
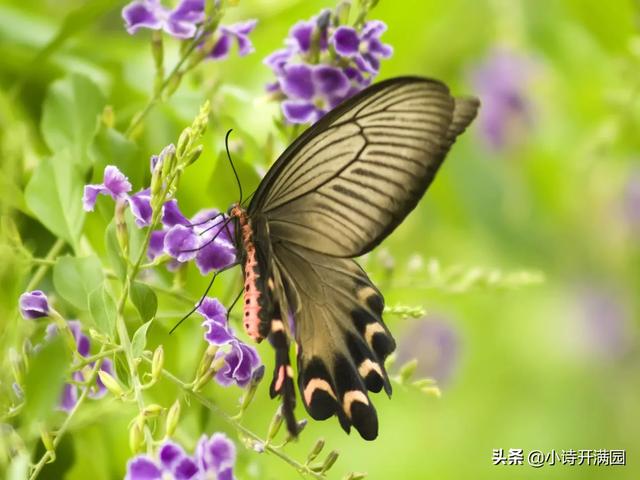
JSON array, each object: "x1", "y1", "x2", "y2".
[
  {"x1": 209, "y1": 33, "x2": 231, "y2": 59},
  {"x1": 164, "y1": 225, "x2": 200, "y2": 262},
  {"x1": 194, "y1": 241, "x2": 236, "y2": 275},
  {"x1": 162, "y1": 200, "x2": 190, "y2": 228},
  {"x1": 159, "y1": 440, "x2": 188, "y2": 470},
  {"x1": 331, "y1": 26, "x2": 360, "y2": 56},
  {"x1": 59, "y1": 383, "x2": 78, "y2": 412},
  {"x1": 197, "y1": 297, "x2": 228, "y2": 323},
  {"x1": 170, "y1": 0, "x2": 205, "y2": 23},
  {"x1": 127, "y1": 189, "x2": 152, "y2": 227},
  {"x1": 125, "y1": 456, "x2": 163, "y2": 480},
  {"x1": 288, "y1": 20, "x2": 314, "y2": 52},
  {"x1": 148, "y1": 230, "x2": 167, "y2": 260},
  {"x1": 103, "y1": 165, "x2": 133, "y2": 197},
  {"x1": 281, "y1": 100, "x2": 320, "y2": 124},
  {"x1": 280, "y1": 64, "x2": 315, "y2": 100},
  {"x1": 312, "y1": 65, "x2": 350, "y2": 97},
  {"x1": 122, "y1": 1, "x2": 164, "y2": 35}
]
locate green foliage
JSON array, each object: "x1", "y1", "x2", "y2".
[
  {"x1": 88, "y1": 285, "x2": 117, "y2": 337},
  {"x1": 130, "y1": 282, "x2": 158, "y2": 323},
  {"x1": 24, "y1": 151, "x2": 85, "y2": 250},
  {"x1": 131, "y1": 321, "x2": 152, "y2": 359},
  {"x1": 53, "y1": 255, "x2": 103, "y2": 311},
  {"x1": 21, "y1": 336, "x2": 70, "y2": 435}
]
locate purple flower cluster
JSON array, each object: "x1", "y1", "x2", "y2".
[
  {"x1": 83, "y1": 162, "x2": 236, "y2": 275},
  {"x1": 198, "y1": 298, "x2": 262, "y2": 388},
  {"x1": 46, "y1": 318, "x2": 114, "y2": 411},
  {"x1": 126, "y1": 433, "x2": 236, "y2": 480},
  {"x1": 265, "y1": 10, "x2": 392, "y2": 124},
  {"x1": 469, "y1": 48, "x2": 535, "y2": 150},
  {"x1": 122, "y1": 0, "x2": 257, "y2": 60}
]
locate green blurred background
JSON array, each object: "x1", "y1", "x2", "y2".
[{"x1": 1, "y1": 0, "x2": 639, "y2": 478}]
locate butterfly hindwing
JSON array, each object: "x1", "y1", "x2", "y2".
[{"x1": 272, "y1": 241, "x2": 394, "y2": 440}]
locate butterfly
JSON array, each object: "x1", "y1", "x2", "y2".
[{"x1": 228, "y1": 76, "x2": 479, "y2": 440}]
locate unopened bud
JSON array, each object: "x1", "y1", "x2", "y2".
[
  {"x1": 115, "y1": 200, "x2": 129, "y2": 258},
  {"x1": 399, "y1": 359, "x2": 418, "y2": 383},
  {"x1": 151, "y1": 31, "x2": 163, "y2": 70},
  {"x1": 129, "y1": 419, "x2": 145, "y2": 453},
  {"x1": 165, "y1": 400, "x2": 181, "y2": 437},
  {"x1": 421, "y1": 386, "x2": 442, "y2": 398},
  {"x1": 196, "y1": 345, "x2": 219, "y2": 379},
  {"x1": 239, "y1": 365, "x2": 265, "y2": 413},
  {"x1": 142, "y1": 404, "x2": 164, "y2": 418},
  {"x1": 320, "y1": 450, "x2": 339, "y2": 473},
  {"x1": 306, "y1": 438, "x2": 325, "y2": 463},
  {"x1": 334, "y1": 1, "x2": 351, "y2": 25},
  {"x1": 176, "y1": 128, "x2": 192, "y2": 159},
  {"x1": 184, "y1": 145, "x2": 203, "y2": 167},
  {"x1": 151, "y1": 346, "x2": 164, "y2": 382},
  {"x1": 266, "y1": 407, "x2": 284, "y2": 441},
  {"x1": 344, "y1": 472, "x2": 367, "y2": 480},
  {"x1": 102, "y1": 105, "x2": 115, "y2": 129},
  {"x1": 98, "y1": 370, "x2": 125, "y2": 398}
]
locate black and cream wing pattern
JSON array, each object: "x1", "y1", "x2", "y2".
[{"x1": 249, "y1": 76, "x2": 479, "y2": 439}]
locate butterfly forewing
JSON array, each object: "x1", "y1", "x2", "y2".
[
  {"x1": 249, "y1": 77, "x2": 479, "y2": 258},
  {"x1": 244, "y1": 76, "x2": 479, "y2": 440}
]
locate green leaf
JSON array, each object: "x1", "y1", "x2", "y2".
[
  {"x1": 53, "y1": 255, "x2": 104, "y2": 310},
  {"x1": 88, "y1": 284, "x2": 116, "y2": 337},
  {"x1": 22, "y1": 335, "x2": 70, "y2": 432},
  {"x1": 41, "y1": 74, "x2": 105, "y2": 166},
  {"x1": 105, "y1": 220, "x2": 126, "y2": 280},
  {"x1": 24, "y1": 150, "x2": 85, "y2": 249},
  {"x1": 130, "y1": 282, "x2": 157, "y2": 322},
  {"x1": 131, "y1": 320, "x2": 152, "y2": 358}
]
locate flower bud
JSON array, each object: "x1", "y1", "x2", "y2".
[
  {"x1": 129, "y1": 418, "x2": 145, "y2": 453},
  {"x1": 115, "y1": 199, "x2": 129, "y2": 258},
  {"x1": 142, "y1": 404, "x2": 164, "y2": 418},
  {"x1": 399, "y1": 358, "x2": 418, "y2": 383},
  {"x1": 266, "y1": 407, "x2": 284, "y2": 442},
  {"x1": 306, "y1": 438, "x2": 325, "y2": 463},
  {"x1": 196, "y1": 344, "x2": 219, "y2": 379},
  {"x1": 420, "y1": 386, "x2": 442, "y2": 398},
  {"x1": 183, "y1": 145, "x2": 203, "y2": 167},
  {"x1": 89, "y1": 328, "x2": 110, "y2": 344},
  {"x1": 176, "y1": 128, "x2": 192, "y2": 159},
  {"x1": 334, "y1": 1, "x2": 351, "y2": 25},
  {"x1": 239, "y1": 365, "x2": 265, "y2": 413},
  {"x1": 344, "y1": 472, "x2": 367, "y2": 480},
  {"x1": 98, "y1": 370, "x2": 125, "y2": 398},
  {"x1": 165, "y1": 400, "x2": 181, "y2": 437},
  {"x1": 320, "y1": 450, "x2": 339, "y2": 473},
  {"x1": 151, "y1": 346, "x2": 164, "y2": 382},
  {"x1": 102, "y1": 105, "x2": 115, "y2": 129}
]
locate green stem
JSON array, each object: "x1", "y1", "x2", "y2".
[
  {"x1": 124, "y1": 17, "x2": 220, "y2": 138},
  {"x1": 28, "y1": 349, "x2": 106, "y2": 480},
  {"x1": 147, "y1": 360, "x2": 325, "y2": 479},
  {"x1": 72, "y1": 347, "x2": 123, "y2": 369},
  {"x1": 25, "y1": 238, "x2": 65, "y2": 291}
]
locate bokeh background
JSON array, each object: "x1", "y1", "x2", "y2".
[{"x1": 1, "y1": 0, "x2": 639, "y2": 479}]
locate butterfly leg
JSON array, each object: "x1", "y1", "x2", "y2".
[{"x1": 267, "y1": 308, "x2": 298, "y2": 436}]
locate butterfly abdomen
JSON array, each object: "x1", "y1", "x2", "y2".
[{"x1": 232, "y1": 205, "x2": 270, "y2": 342}]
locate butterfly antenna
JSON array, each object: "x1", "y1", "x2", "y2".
[{"x1": 225, "y1": 129, "x2": 243, "y2": 204}]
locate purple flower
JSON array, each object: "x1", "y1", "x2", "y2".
[
  {"x1": 19, "y1": 290, "x2": 50, "y2": 320},
  {"x1": 280, "y1": 64, "x2": 351, "y2": 123},
  {"x1": 395, "y1": 315, "x2": 459, "y2": 385},
  {"x1": 264, "y1": 10, "x2": 392, "y2": 124},
  {"x1": 162, "y1": 200, "x2": 190, "y2": 228},
  {"x1": 83, "y1": 165, "x2": 132, "y2": 211},
  {"x1": 470, "y1": 48, "x2": 535, "y2": 150},
  {"x1": 125, "y1": 435, "x2": 235, "y2": 480},
  {"x1": 208, "y1": 20, "x2": 258, "y2": 60},
  {"x1": 195, "y1": 433, "x2": 236, "y2": 480},
  {"x1": 128, "y1": 188, "x2": 153, "y2": 227},
  {"x1": 164, "y1": 225, "x2": 200, "y2": 262},
  {"x1": 122, "y1": 0, "x2": 205, "y2": 39},
  {"x1": 46, "y1": 321, "x2": 114, "y2": 411},
  {"x1": 352, "y1": 21, "x2": 393, "y2": 73},
  {"x1": 199, "y1": 297, "x2": 234, "y2": 346},
  {"x1": 215, "y1": 340, "x2": 261, "y2": 388}
]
